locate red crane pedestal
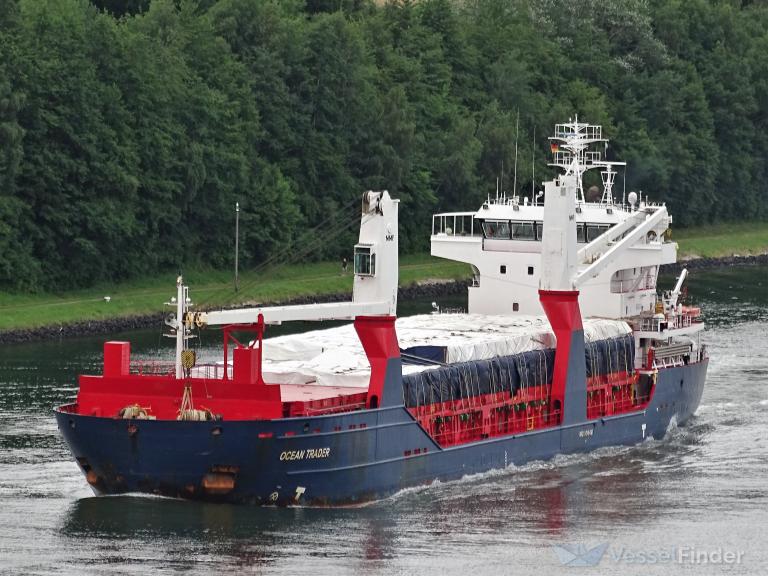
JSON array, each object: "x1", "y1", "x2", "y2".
[{"x1": 539, "y1": 289, "x2": 586, "y2": 425}]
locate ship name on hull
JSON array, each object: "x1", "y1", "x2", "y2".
[{"x1": 280, "y1": 448, "x2": 331, "y2": 461}]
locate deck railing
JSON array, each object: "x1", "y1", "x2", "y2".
[
  {"x1": 130, "y1": 360, "x2": 175, "y2": 376},
  {"x1": 130, "y1": 361, "x2": 230, "y2": 379},
  {"x1": 638, "y1": 311, "x2": 699, "y2": 332}
]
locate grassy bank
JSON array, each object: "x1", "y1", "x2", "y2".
[
  {"x1": 675, "y1": 222, "x2": 768, "y2": 259},
  {"x1": 2, "y1": 221, "x2": 767, "y2": 333},
  {"x1": 0, "y1": 254, "x2": 470, "y2": 332}
]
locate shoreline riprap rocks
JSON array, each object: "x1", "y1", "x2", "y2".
[{"x1": 660, "y1": 252, "x2": 768, "y2": 274}]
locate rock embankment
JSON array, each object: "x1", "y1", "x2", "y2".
[{"x1": 661, "y1": 253, "x2": 768, "y2": 274}]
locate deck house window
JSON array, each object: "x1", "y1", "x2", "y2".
[{"x1": 354, "y1": 244, "x2": 376, "y2": 276}]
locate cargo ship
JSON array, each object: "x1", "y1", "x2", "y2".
[{"x1": 55, "y1": 119, "x2": 708, "y2": 506}]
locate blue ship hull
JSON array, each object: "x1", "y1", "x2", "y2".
[{"x1": 55, "y1": 359, "x2": 707, "y2": 506}]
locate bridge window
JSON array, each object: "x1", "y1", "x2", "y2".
[
  {"x1": 433, "y1": 214, "x2": 480, "y2": 236},
  {"x1": 432, "y1": 215, "x2": 446, "y2": 235},
  {"x1": 354, "y1": 244, "x2": 376, "y2": 276},
  {"x1": 511, "y1": 221, "x2": 535, "y2": 240},
  {"x1": 586, "y1": 224, "x2": 611, "y2": 242},
  {"x1": 577, "y1": 223, "x2": 586, "y2": 243},
  {"x1": 455, "y1": 215, "x2": 476, "y2": 236},
  {"x1": 535, "y1": 221, "x2": 544, "y2": 241},
  {"x1": 482, "y1": 220, "x2": 510, "y2": 239}
]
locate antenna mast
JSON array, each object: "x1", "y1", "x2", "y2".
[
  {"x1": 598, "y1": 162, "x2": 625, "y2": 204},
  {"x1": 531, "y1": 124, "x2": 536, "y2": 200},
  {"x1": 513, "y1": 109, "x2": 519, "y2": 198},
  {"x1": 499, "y1": 159, "x2": 504, "y2": 202}
]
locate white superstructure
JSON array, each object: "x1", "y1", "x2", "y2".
[{"x1": 431, "y1": 117, "x2": 676, "y2": 319}]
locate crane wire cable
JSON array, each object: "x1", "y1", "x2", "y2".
[
  {"x1": 194, "y1": 196, "x2": 360, "y2": 307},
  {"x1": 216, "y1": 212, "x2": 368, "y2": 307},
  {"x1": 211, "y1": 208, "x2": 366, "y2": 307},
  {"x1": 194, "y1": 196, "x2": 365, "y2": 308}
]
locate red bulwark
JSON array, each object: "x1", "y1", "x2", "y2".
[
  {"x1": 354, "y1": 316, "x2": 400, "y2": 408},
  {"x1": 539, "y1": 290, "x2": 583, "y2": 421},
  {"x1": 103, "y1": 342, "x2": 130, "y2": 377},
  {"x1": 77, "y1": 340, "x2": 283, "y2": 420}
]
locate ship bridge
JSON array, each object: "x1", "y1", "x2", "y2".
[
  {"x1": 432, "y1": 201, "x2": 676, "y2": 319},
  {"x1": 431, "y1": 120, "x2": 677, "y2": 319}
]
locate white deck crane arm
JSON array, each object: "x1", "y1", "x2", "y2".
[{"x1": 193, "y1": 300, "x2": 391, "y2": 326}]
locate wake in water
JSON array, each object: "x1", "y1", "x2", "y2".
[{"x1": 383, "y1": 423, "x2": 706, "y2": 508}]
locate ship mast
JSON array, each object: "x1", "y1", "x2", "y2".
[
  {"x1": 597, "y1": 161, "x2": 625, "y2": 205},
  {"x1": 164, "y1": 275, "x2": 192, "y2": 379},
  {"x1": 548, "y1": 115, "x2": 609, "y2": 202}
]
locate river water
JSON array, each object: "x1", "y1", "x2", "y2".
[{"x1": 0, "y1": 267, "x2": 766, "y2": 575}]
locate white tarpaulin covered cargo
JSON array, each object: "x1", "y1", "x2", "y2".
[{"x1": 258, "y1": 314, "x2": 631, "y2": 388}]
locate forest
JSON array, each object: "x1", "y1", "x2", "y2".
[{"x1": 0, "y1": 0, "x2": 766, "y2": 291}]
